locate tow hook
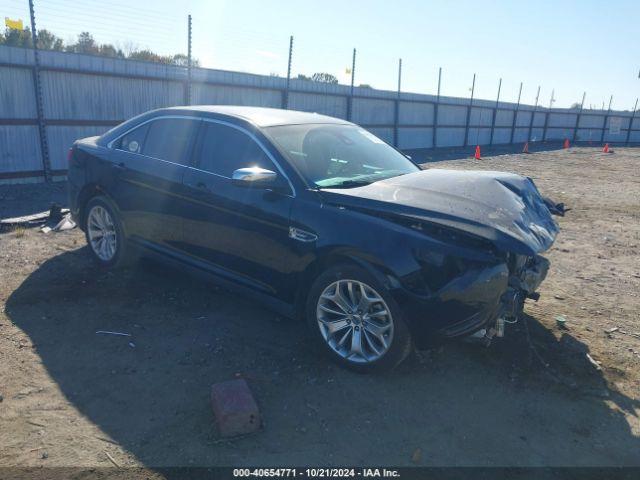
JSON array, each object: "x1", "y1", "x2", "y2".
[
  {"x1": 497, "y1": 315, "x2": 519, "y2": 339},
  {"x1": 465, "y1": 315, "x2": 518, "y2": 347},
  {"x1": 485, "y1": 316, "x2": 518, "y2": 345},
  {"x1": 496, "y1": 317, "x2": 505, "y2": 337},
  {"x1": 465, "y1": 327, "x2": 497, "y2": 347},
  {"x1": 483, "y1": 327, "x2": 497, "y2": 346}
]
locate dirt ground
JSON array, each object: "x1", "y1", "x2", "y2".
[{"x1": 0, "y1": 146, "x2": 639, "y2": 471}]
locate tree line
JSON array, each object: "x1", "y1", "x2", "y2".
[
  {"x1": 0, "y1": 28, "x2": 198, "y2": 66},
  {"x1": 1, "y1": 27, "x2": 373, "y2": 86}
]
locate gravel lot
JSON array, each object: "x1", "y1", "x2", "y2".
[{"x1": 0, "y1": 146, "x2": 639, "y2": 470}]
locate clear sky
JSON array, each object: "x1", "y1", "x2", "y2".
[{"x1": 2, "y1": 0, "x2": 638, "y2": 109}]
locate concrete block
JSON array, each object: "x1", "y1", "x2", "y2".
[{"x1": 210, "y1": 378, "x2": 261, "y2": 437}]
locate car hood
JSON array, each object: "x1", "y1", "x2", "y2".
[{"x1": 319, "y1": 169, "x2": 559, "y2": 256}]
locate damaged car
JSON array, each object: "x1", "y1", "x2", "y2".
[{"x1": 67, "y1": 106, "x2": 559, "y2": 372}]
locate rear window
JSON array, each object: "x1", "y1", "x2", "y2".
[
  {"x1": 142, "y1": 118, "x2": 200, "y2": 165},
  {"x1": 114, "y1": 118, "x2": 200, "y2": 165},
  {"x1": 115, "y1": 123, "x2": 149, "y2": 154}
]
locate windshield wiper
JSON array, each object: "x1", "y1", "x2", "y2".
[{"x1": 319, "y1": 179, "x2": 373, "y2": 189}]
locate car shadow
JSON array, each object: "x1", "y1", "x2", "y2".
[{"x1": 5, "y1": 248, "x2": 640, "y2": 468}]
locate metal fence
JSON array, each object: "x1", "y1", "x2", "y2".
[{"x1": 1, "y1": 43, "x2": 639, "y2": 183}]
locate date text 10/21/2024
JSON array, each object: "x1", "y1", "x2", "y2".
[{"x1": 232, "y1": 468, "x2": 401, "y2": 478}]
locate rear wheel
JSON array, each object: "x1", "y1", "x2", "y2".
[
  {"x1": 84, "y1": 196, "x2": 134, "y2": 269},
  {"x1": 306, "y1": 264, "x2": 412, "y2": 372}
]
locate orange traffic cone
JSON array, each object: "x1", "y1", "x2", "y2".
[
  {"x1": 474, "y1": 145, "x2": 481, "y2": 160},
  {"x1": 523, "y1": 142, "x2": 529, "y2": 154},
  {"x1": 603, "y1": 143, "x2": 610, "y2": 153},
  {"x1": 563, "y1": 138, "x2": 570, "y2": 149}
]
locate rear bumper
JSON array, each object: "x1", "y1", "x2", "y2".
[{"x1": 67, "y1": 182, "x2": 81, "y2": 226}]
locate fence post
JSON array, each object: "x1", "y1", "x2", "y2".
[
  {"x1": 464, "y1": 73, "x2": 476, "y2": 147},
  {"x1": 347, "y1": 48, "x2": 356, "y2": 120},
  {"x1": 527, "y1": 85, "x2": 540, "y2": 142},
  {"x1": 186, "y1": 14, "x2": 192, "y2": 105},
  {"x1": 572, "y1": 91, "x2": 586, "y2": 142},
  {"x1": 542, "y1": 111, "x2": 550, "y2": 142},
  {"x1": 283, "y1": 36, "x2": 293, "y2": 109},
  {"x1": 28, "y1": 0, "x2": 51, "y2": 182},
  {"x1": 393, "y1": 58, "x2": 401, "y2": 147},
  {"x1": 542, "y1": 89, "x2": 554, "y2": 142},
  {"x1": 625, "y1": 98, "x2": 638, "y2": 145},
  {"x1": 432, "y1": 67, "x2": 441, "y2": 149},
  {"x1": 510, "y1": 82, "x2": 523, "y2": 144},
  {"x1": 489, "y1": 78, "x2": 502, "y2": 145},
  {"x1": 600, "y1": 94, "x2": 612, "y2": 144}
]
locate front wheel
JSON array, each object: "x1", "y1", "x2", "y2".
[{"x1": 306, "y1": 264, "x2": 413, "y2": 372}]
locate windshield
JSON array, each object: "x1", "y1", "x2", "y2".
[{"x1": 264, "y1": 124, "x2": 419, "y2": 188}]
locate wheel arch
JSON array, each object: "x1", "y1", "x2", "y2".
[
  {"x1": 77, "y1": 184, "x2": 120, "y2": 231},
  {"x1": 293, "y1": 247, "x2": 400, "y2": 320}
]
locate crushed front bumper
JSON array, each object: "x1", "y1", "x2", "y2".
[{"x1": 399, "y1": 254, "x2": 550, "y2": 348}]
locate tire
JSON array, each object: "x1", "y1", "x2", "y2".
[
  {"x1": 306, "y1": 264, "x2": 413, "y2": 372},
  {"x1": 84, "y1": 195, "x2": 134, "y2": 269}
]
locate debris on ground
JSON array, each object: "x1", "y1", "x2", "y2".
[
  {"x1": 95, "y1": 330, "x2": 131, "y2": 337},
  {"x1": 1, "y1": 210, "x2": 51, "y2": 227},
  {"x1": 0, "y1": 204, "x2": 69, "y2": 229},
  {"x1": 555, "y1": 315, "x2": 567, "y2": 328},
  {"x1": 543, "y1": 196, "x2": 570, "y2": 216},
  {"x1": 26, "y1": 419, "x2": 46, "y2": 427},
  {"x1": 211, "y1": 378, "x2": 261, "y2": 438},
  {"x1": 104, "y1": 451, "x2": 120, "y2": 467},
  {"x1": 54, "y1": 214, "x2": 76, "y2": 232},
  {"x1": 585, "y1": 353, "x2": 602, "y2": 371},
  {"x1": 40, "y1": 212, "x2": 76, "y2": 234},
  {"x1": 0, "y1": 202, "x2": 76, "y2": 234}
]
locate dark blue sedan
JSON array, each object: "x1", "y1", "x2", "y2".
[{"x1": 67, "y1": 106, "x2": 558, "y2": 372}]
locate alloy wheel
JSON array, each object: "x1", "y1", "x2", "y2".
[
  {"x1": 87, "y1": 205, "x2": 117, "y2": 262},
  {"x1": 316, "y1": 279, "x2": 394, "y2": 363}
]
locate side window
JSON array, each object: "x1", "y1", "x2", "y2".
[
  {"x1": 141, "y1": 118, "x2": 200, "y2": 165},
  {"x1": 197, "y1": 123, "x2": 274, "y2": 177},
  {"x1": 115, "y1": 123, "x2": 149, "y2": 154}
]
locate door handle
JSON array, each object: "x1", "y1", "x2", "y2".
[{"x1": 187, "y1": 181, "x2": 210, "y2": 192}]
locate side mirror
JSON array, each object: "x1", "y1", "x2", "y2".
[{"x1": 232, "y1": 167, "x2": 279, "y2": 188}]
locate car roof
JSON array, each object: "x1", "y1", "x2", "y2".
[{"x1": 163, "y1": 105, "x2": 352, "y2": 128}]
